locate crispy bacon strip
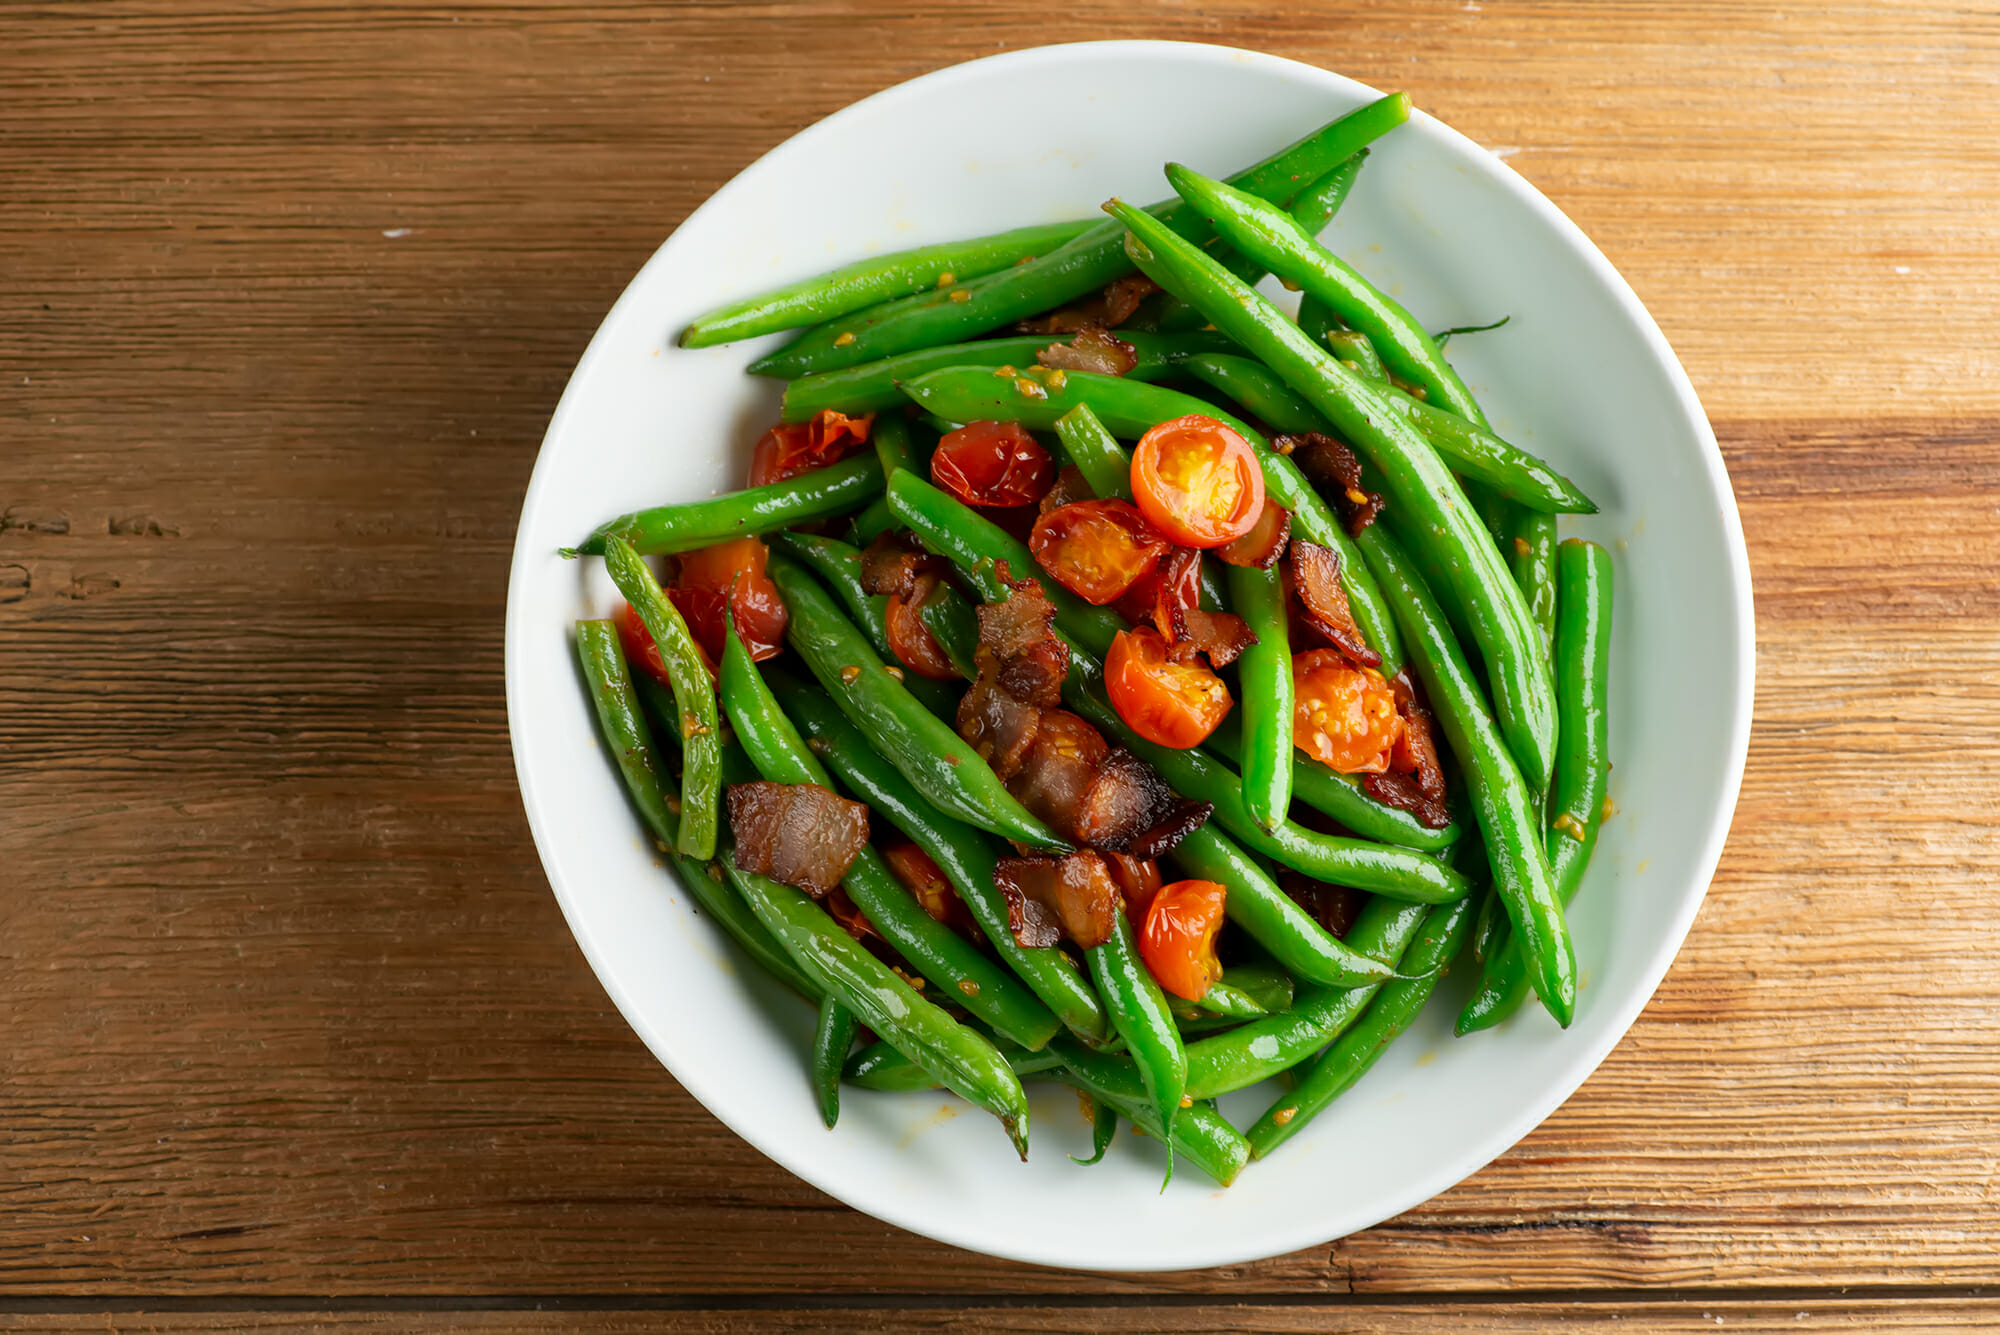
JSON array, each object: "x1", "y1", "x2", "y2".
[
  {"x1": 1104, "y1": 853, "x2": 1163, "y2": 920},
  {"x1": 1007, "y1": 709, "x2": 1110, "y2": 834},
  {"x1": 1281, "y1": 431, "x2": 1385, "y2": 535},
  {"x1": 1288, "y1": 541, "x2": 1383, "y2": 670},
  {"x1": 1135, "y1": 548, "x2": 1256, "y2": 669},
  {"x1": 1015, "y1": 275, "x2": 1159, "y2": 334},
  {"x1": 727, "y1": 781, "x2": 870, "y2": 899},
  {"x1": 1035, "y1": 324, "x2": 1139, "y2": 377},
  {"x1": 976, "y1": 562, "x2": 1063, "y2": 659},
  {"x1": 956, "y1": 657, "x2": 1044, "y2": 781},
  {"x1": 993, "y1": 852, "x2": 1123, "y2": 950},
  {"x1": 1218, "y1": 501, "x2": 1292, "y2": 570},
  {"x1": 1075, "y1": 748, "x2": 1210, "y2": 856},
  {"x1": 858, "y1": 532, "x2": 945, "y2": 600},
  {"x1": 1278, "y1": 870, "x2": 1367, "y2": 938},
  {"x1": 1364, "y1": 672, "x2": 1452, "y2": 828}
]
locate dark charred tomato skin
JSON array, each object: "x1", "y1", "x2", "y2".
[
  {"x1": 1139, "y1": 878, "x2": 1229, "y2": 1001},
  {"x1": 931, "y1": 420, "x2": 1055, "y2": 508},
  {"x1": 883, "y1": 579, "x2": 960, "y2": 681},
  {"x1": 1028, "y1": 499, "x2": 1171, "y2": 605},
  {"x1": 669, "y1": 537, "x2": 787, "y2": 665},
  {"x1": 1292, "y1": 649, "x2": 1403, "y2": 774},
  {"x1": 1130, "y1": 414, "x2": 1266, "y2": 549},
  {"x1": 1104, "y1": 626, "x2": 1233, "y2": 749},
  {"x1": 748, "y1": 409, "x2": 873, "y2": 488}
]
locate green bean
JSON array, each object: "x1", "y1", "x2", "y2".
[
  {"x1": 811, "y1": 996, "x2": 858, "y2": 1128},
  {"x1": 1087, "y1": 912, "x2": 1186, "y2": 1149},
  {"x1": 570, "y1": 456, "x2": 884, "y2": 557},
  {"x1": 870, "y1": 413, "x2": 918, "y2": 479},
  {"x1": 781, "y1": 330, "x2": 1233, "y2": 423},
  {"x1": 844, "y1": 1036, "x2": 1066, "y2": 1092},
  {"x1": 896, "y1": 366, "x2": 1400, "y2": 672},
  {"x1": 727, "y1": 864, "x2": 1030, "y2": 1157},
  {"x1": 1471, "y1": 882, "x2": 1505, "y2": 965},
  {"x1": 601, "y1": 537, "x2": 721, "y2": 858},
  {"x1": 1508, "y1": 506, "x2": 1560, "y2": 648},
  {"x1": 750, "y1": 94, "x2": 1412, "y2": 379},
  {"x1": 767, "y1": 552, "x2": 1067, "y2": 852},
  {"x1": 1247, "y1": 892, "x2": 1477, "y2": 1157},
  {"x1": 1205, "y1": 713, "x2": 1460, "y2": 852},
  {"x1": 1181, "y1": 353, "x2": 1595, "y2": 516},
  {"x1": 681, "y1": 220, "x2": 1097, "y2": 349},
  {"x1": 1109, "y1": 194, "x2": 1559, "y2": 792},
  {"x1": 1357, "y1": 524, "x2": 1574, "y2": 1025},
  {"x1": 1048, "y1": 1038, "x2": 1249, "y2": 1187},
  {"x1": 1216, "y1": 960, "x2": 1296, "y2": 1015},
  {"x1": 1168, "y1": 964, "x2": 1291, "y2": 1023},
  {"x1": 915, "y1": 579, "x2": 981, "y2": 680},
  {"x1": 845, "y1": 495, "x2": 899, "y2": 547},
  {"x1": 1076, "y1": 1095, "x2": 1120, "y2": 1165},
  {"x1": 769, "y1": 672, "x2": 1111, "y2": 1043},
  {"x1": 1321, "y1": 329, "x2": 1387, "y2": 382},
  {"x1": 1054, "y1": 402, "x2": 1133, "y2": 502},
  {"x1": 1228, "y1": 560, "x2": 1294, "y2": 831},
  {"x1": 1459, "y1": 539, "x2": 1612, "y2": 1034},
  {"x1": 574, "y1": 620, "x2": 820, "y2": 1000},
  {"x1": 766, "y1": 530, "x2": 961, "y2": 718}
]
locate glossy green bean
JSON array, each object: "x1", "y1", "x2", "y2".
[
  {"x1": 570, "y1": 456, "x2": 883, "y2": 557},
  {"x1": 780, "y1": 330, "x2": 1232, "y2": 423},
  {"x1": 1168, "y1": 964, "x2": 1291, "y2": 1023},
  {"x1": 1358, "y1": 524, "x2": 1575, "y2": 1026},
  {"x1": 1108, "y1": 195, "x2": 1558, "y2": 792},
  {"x1": 1048, "y1": 1040, "x2": 1249, "y2": 1187},
  {"x1": 681, "y1": 219, "x2": 1097, "y2": 348},
  {"x1": 1087, "y1": 912, "x2": 1186, "y2": 1148},
  {"x1": 1459, "y1": 539, "x2": 1611, "y2": 1034},
  {"x1": 728, "y1": 863, "x2": 1030, "y2": 1156},
  {"x1": 811, "y1": 996, "x2": 858, "y2": 1128},
  {"x1": 767, "y1": 553, "x2": 1067, "y2": 852},
  {"x1": 1228, "y1": 560, "x2": 1294, "y2": 831},
  {"x1": 871, "y1": 413, "x2": 919, "y2": 479},
  {"x1": 601, "y1": 537, "x2": 721, "y2": 858},
  {"x1": 1054, "y1": 402, "x2": 1133, "y2": 502},
  {"x1": 769, "y1": 673, "x2": 1111, "y2": 1043},
  {"x1": 896, "y1": 366, "x2": 1400, "y2": 673},
  {"x1": 1076, "y1": 1095, "x2": 1120, "y2": 1165},
  {"x1": 1508, "y1": 506, "x2": 1559, "y2": 648},
  {"x1": 915, "y1": 580, "x2": 981, "y2": 680},
  {"x1": 766, "y1": 530, "x2": 961, "y2": 718},
  {"x1": 843, "y1": 1036, "x2": 1067, "y2": 1092},
  {"x1": 1322, "y1": 329, "x2": 1388, "y2": 382},
  {"x1": 1247, "y1": 892, "x2": 1477, "y2": 1157},
  {"x1": 749, "y1": 95, "x2": 1412, "y2": 379},
  {"x1": 1204, "y1": 713, "x2": 1460, "y2": 851},
  {"x1": 845, "y1": 495, "x2": 899, "y2": 547}
]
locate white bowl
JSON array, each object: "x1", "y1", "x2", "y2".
[{"x1": 505, "y1": 40, "x2": 1754, "y2": 1272}]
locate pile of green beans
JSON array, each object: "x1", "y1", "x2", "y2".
[{"x1": 564, "y1": 93, "x2": 1619, "y2": 1187}]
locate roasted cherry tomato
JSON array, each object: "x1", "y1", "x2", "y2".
[
  {"x1": 1292, "y1": 649, "x2": 1403, "y2": 774},
  {"x1": 931, "y1": 419, "x2": 1054, "y2": 508},
  {"x1": 614, "y1": 600, "x2": 677, "y2": 690},
  {"x1": 881, "y1": 842, "x2": 975, "y2": 936},
  {"x1": 1104, "y1": 852, "x2": 1164, "y2": 921},
  {"x1": 748, "y1": 408, "x2": 873, "y2": 488},
  {"x1": 1104, "y1": 626, "x2": 1233, "y2": 749},
  {"x1": 1130, "y1": 414, "x2": 1266, "y2": 548},
  {"x1": 1029, "y1": 499, "x2": 1171, "y2": 605},
  {"x1": 883, "y1": 576, "x2": 959, "y2": 681},
  {"x1": 668, "y1": 537, "x2": 787, "y2": 665},
  {"x1": 1139, "y1": 878, "x2": 1228, "y2": 1001}
]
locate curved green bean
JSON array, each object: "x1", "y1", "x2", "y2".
[
  {"x1": 1054, "y1": 402, "x2": 1133, "y2": 502},
  {"x1": 1227, "y1": 560, "x2": 1293, "y2": 831},
  {"x1": 1048, "y1": 1038, "x2": 1249, "y2": 1187},
  {"x1": 811, "y1": 996, "x2": 858, "y2": 1128},
  {"x1": 1087, "y1": 913, "x2": 1186, "y2": 1151},
  {"x1": 1321, "y1": 328, "x2": 1387, "y2": 383},
  {"x1": 1205, "y1": 714, "x2": 1460, "y2": 852},
  {"x1": 845, "y1": 495, "x2": 899, "y2": 547},
  {"x1": 843, "y1": 1036, "x2": 1066, "y2": 1092},
  {"x1": 570, "y1": 455, "x2": 884, "y2": 558}
]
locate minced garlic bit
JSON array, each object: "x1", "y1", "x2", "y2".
[
  {"x1": 1274, "y1": 437, "x2": 1296, "y2": 456},
  {"x1": 1014, "y1": 377, "x2": 1047, "y2": 400},
  {"x1": 1043, "y1": 368, "x2": 1068, "y2": 391},
  {"x1": 1075, "y1": 1090, "x2": 1095, "y2": 1123},
  {"x1": 807, "y1": 737, "x2": 831, "y2": 755},
  {"x1": 1552, "y1": 811, "x2": 1587, "y2": 842},
  {"x1": 1602, "y1": 796, "x2": 1619, "y2": 820},
  {"x1": 840, "y1": 665, "x2": 862, "y2": 684},
  {"x1": 883, "y1": 664, "x2": 905, "y2": 682},
  {"x1": 1345, "y1": 487, "x2": 1370, "y2": 505},
  {"x1": 948, "y1": 288, "x2": 971, "y2": 303},
  {"x1": 666, "y1": 795, "x2": 683, "y2": 815},
  {"x1": 1514, "y1": 537, "x2": 1533, "y2": 557},
  {"x1": 992, "y1": 364, "x2": 1017, "y2": 378},
  {"x1": 832, "y1": 331, "x2": 856, "y2": 347},
  {"x1": 1272, "y1": 1106, "x2": 1298, "y2": 1126},
  {"x1": 956, "y1": 978, "x2": 979, "y2": 997},
  {"x1": 892, "y1": 966, "x2": 926, "y2": 991},
  {"x1": 936, "y1": 271, "x2": 956, "y2": 287},
  {"x1": 682, "y1": 712, "x2": 708, "y2": 739},
  {"x1": 1179, "y1": 1094, "x2": 1194, "y2": 1108}
]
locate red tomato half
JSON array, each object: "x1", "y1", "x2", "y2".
[
  {"x1": 1130, "y1": 414, "x2": 1265, "y2": 548},
  {"x1": 1140, "y1": 879, "x2": 1228, "y2": 1001},
  {"x1": 748, "y1": 409, "x2": 873, "y2": 488},
  {"x1": 615, "y1": 600, "x2": 676, "y2": 691},
  {"x1": 882, "y1": 842, "x2": 976, "y2": 936},
  {"x1": 1292, "y1": 649, "x2": 1403, "y2": 774},
  {"x1": 1029, "y1": 499, "x2": 1171, "y2": 605},
  {"x1": 883, "y1": 578, "x2": 959, "y2": 681},
  {"x1": 669, "y1": 537, "x2": 788, "y2": 665},
  {"x1": 1104, "y1": 626, "x2": 1233, "y2": 749},
  {"x1": 931, "y1": 420, "x2": 1054, "y2": 508}
]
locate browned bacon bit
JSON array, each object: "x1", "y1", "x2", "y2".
[
  {"x1": 1288, "y1": 541, "x2": 1383, "y2": 670},
  {"x1": 1362, "y1": 770, "x2": 1453, "y2": 830},
  {"x1": 1104, "y1": 852, "x2": 1164, "y2": 920},
  {"x1": 1218, "y1": 500, "x2": 1292, "y2": 570},
  {"x1": 1015, "y1": 275, "x2": 1161, "y2": 334},
  {"x1": 956, "y1": 661, "x2": 1045, "y2": 781},
  {"x1": 976, "y1": 562, "x2": 1063, "y2": 659},
  {"x1": 997, "y1": 870, "x2": 1062, "y2": 948},
  {"x1": 1278, "y1": 870, "x2": 1367, "y2": 938},
  {"x1": 1038, "y1": 464, "x2": 1095, "y2": 517},
  {"x1": 1035, "y1": 324, "x2": 1139, "y2": 377},
  {"x1": 996, "y1": 639, "x2": 1068, "y2": 707},
  {"x1": 993, "y1": 852, "x2": 1123, "y2": 949},
  {"x1": 858, "y1": 532, "x2": 945, "y2": 599},
  {"x1": 824, "y1": 885, "x2": 881, "y2": 942},
  {"x1": 1007, "y1": 709, "x2": 1110, "y2": 833},
  {"x1": 1281, "y1": 431, "x2": 1385, "y2": 535},
  {"x1": 727, "y1": 781, "x2": 870, "y2": 899},
  {"x1": 1117, "y1": 547, "x2": 1256, "y2": 669},
  {"x1": 1074, "y1": 749, "x2": 1211, "y2": 857},
  {"x1": 1125, "y1": 796, "x2": 1215, "y2": 860},
  {"x1": 1365, "y1": 671, "x2": 1452, "y2": 828},
  {"x1": 1171, "y1": 607, "x2": 1257, "y2": 671}
]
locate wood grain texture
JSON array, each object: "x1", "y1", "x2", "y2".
[{"x1": 4, "y1": 0, "x2": 1998, "y2": 1313}]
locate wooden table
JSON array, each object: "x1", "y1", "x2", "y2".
[{"x1": 6, "y1": 2, "x2": 1997, "y2": 1330}]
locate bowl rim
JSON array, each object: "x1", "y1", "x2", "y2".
[{"x1": 505, "y1": 38, "x2": 1757, "y2": 1271}]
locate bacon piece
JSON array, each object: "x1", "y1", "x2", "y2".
[
  {"x1": 1278, "y1": 871, "x2": 1367, "y2": 938},
  {"x1": 1104, "y1": 853, "x2": 1164, "y2": 920},
  {"x1": 1015, "y1": 275, "x2": 1160, "y2": 334},
  {"x1": 976, "y1": 563, "x2": 1063, "y2": 659},
  {"x1": 1007, "y1": 710, "x2": 1111, "y2": 834},
  {"x1": 1038, "y1": 465, "x2": 1095, "y2": 517},
  {"x1": 1288, "y1": 541, "x2": 1383, "y2": 670},
  {"x1": 1035, "y1": 324, "x2": 1139, "y2": 377},
  {"x1": 993, "y1": 852, "x2": 1123, "y2": 950},
  {"x1": 996, "y1": 639, "x2": 1068, "y2": 708},
  {"x1": 956, "y1": 657, "x2": 1044, "y2": 781},
  {"x1": 858, "y1": 532, "x2": 945, "y2": 599},
  {"x1": 726, "y1": 781, "x2": 870, "y2": 899},
  {"x1": 997, "y1": 874, "x2": 1062, "y2": 948},
  {"x1": 1138, "y1": 548, "x2": 1256, "y2": 670},
  {"x1": 1281, "y1": 431, "x2": 1385, "y2": 535},
  {"x1": 1362, "y1": 771, "x2": 1453, "y2": 830},
  {"x1": 1218, "y1": 501, "x2": 1292, "y2": 570},
  {"x1": 1072, "y1": 749, "x2": 1211, "y2": 857},
  {"x1": 1364, "y1": 671, "x2": 1452, "y2": 829}
]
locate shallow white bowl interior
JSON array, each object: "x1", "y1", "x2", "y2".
[{"x1": 505, "y1": 41, "x2": 1754, "y2": 1272}]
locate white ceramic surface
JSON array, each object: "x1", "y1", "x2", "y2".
[{"x1": 505, "y1": 41, "x2": 1754, "y2": 1272}]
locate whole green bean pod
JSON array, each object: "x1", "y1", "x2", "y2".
[
  {"x1": 750, "y1": 94, "x2": 1413, "y2": 379},
  {"x1": 845, "y1": 495, "x2": 899, "y2": 547},
  {"x1": 810, "y1": 996, "x2": 858, "y2": 1128},
  {"x1": 769, "y1": 672, "x2": 1111, "y2": 1043},
  {"x1": 1459, "y1": 539, "x2": 1611, "y2": 1034},
  {"x1": 844, "y1": 1036, "x2": 1066, "y2": 1092},
  {"x1": 766, "y1": 530, "x2": 961, "y2": 718},
  {"x1": 601, "y1": 537, "x2": 721, "y2": 858},
  {"x1": 1108, "y1": 195, "x2": 1559, "y2": 792},
  {"x1": 1358, "y1": 524, "x2": 1575, "y2": 1026},
  {"x1": 681, "y1": 219, "x2": 1097, "y2": 348},
  {"x1": 870, "y1": 413, "x2": 919, "y2": 479},
  {"x1": 1508, "y1": 506, "x2": 1560, "y2": 648},
  {"x1": 570, "y1": 456, "x2": 884, "y2": 558},
  {"x1": 1180, "y1": 353, "x2": 1595, "y2": 515},
  {"x1": 1247, "y1": 892, "x2": 1477, "y2": 1157},
  {"x1": 1168, "y1": 971, "x2": 1283, "y2": 1023},
  {"x1": 1204, "y1": 714, "x2": 1460, "y2": 852},
  {"x1": 896, "y1": 366, "x2": 1400, "y2": 672},
  {"x1": 1228, "y1": 560, "x2": 1294, "y2": 831},
  {"x1": 1054, "y1": 402, "x2": 1134, "y2": 502},
  {"x1": 727, "y1": 864, "x2": 1030, "y2": 1157},
  {"x1": 1047, "y1": 1041, "x2": 1251, "y2": 1188},
  {"x1": 780, "y1": 330, "x2": 1233, "y2": 423},
  {"x1": 767, "y1": 553, "x2": 1068, "y2": 852},
  {"x1": 1321, "y1": 328, "x2": 1388, "y2": 382},
  {"x1": 1087, "y1": 912, "x2": 1186, "y2": 1150}
]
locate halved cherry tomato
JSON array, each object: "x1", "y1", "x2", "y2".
[
  {"x1": 1104, "y1": 852, "x2": 1164, "y2": 922},
  {"x1": 1292, "y1": 649, "x2": 1403, "y2": 774},
  {"x1": 1139, "y1": 878, "x2": 1228, "y2": 1001},
  {"x1": 1029, "y1": 499, "x2": 1170, "y2": 605},
  {"x1": 748, "y1": 408, "x2": 873, "y2": 488},
  {"x1": 824, "y1": 885, "x2": 879, "y2": 942},
  {"x1": 1104, "y1": 626, "x2": 1233, "y2": 749},
  {"x1": 931, "y1": 419, "x2": 1054, "y2": 508},
  {"x1": 882, "y1": 842, "x2": 976, "y2": 936},
  {"x1": 614, "y1": 600, "x2": 677, "y2": 690},
  {"x1": 883, "y1": 575, "x2": 959, "y2": 681},
  {"x1": 1130, "y1": 414, "x2": 1265, "y2": 549},
  {"x1": 668, "y1": 537, "x2": 787, "y2": 665}
]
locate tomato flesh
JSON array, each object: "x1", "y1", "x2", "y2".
[
  {"x1": 882, "y1": 842, "x2": 974, "y2": 935},
  {"x1": 931, "y1": 420, "x2": 1054, "y2": 508},
  {"x1": 1104, "y1": 626, "x2": 1233, "y2": 749},
  {"x1": 1130, "y1": 414, "x2": 1265, "y2": 548},
  {"x1": 1105, "y1": 852, "x2": 1164, "y2": 921},
  {"x1": 748, "y1": 409, "x2": 873, "y2": 488},
  {"x1": 1029, "y1": 499, "x2": 1170, "y2": 605},
  {"x1": 883, "y1": 577, "x2": 960, "y2": 681},
  {"x1": 615, "y1": 600, "x2": 676, "y2": 690},
  {"x1": 1292, "y1": 649, "x2": 1403, "y2": 773},
  {"x1": 669, "y1": 537, "x2": 787, "y2": 665},
  {"x1": 1139, "y1": 879, "x2": 1228, "y2": 1001}
]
